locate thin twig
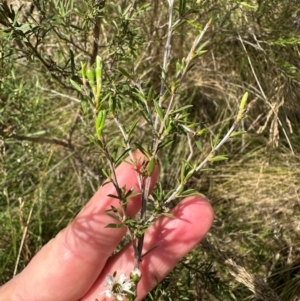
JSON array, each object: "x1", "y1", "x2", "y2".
[
  {"x1": 186, "y1": 134, "x2": 193, "y2": 162},
  {"x1": 9, "y1": 134, "x2": 100, "y2": 181},
  {"x1": 175, "y1": 20, "x2": 211, "y2": 84},
  {"x1": 0, "y1": 5, "x2": 70, "y2": 88},
  {"x1": 38, "y1": 86, "x2": 81, "y2": 103},
  {"x1": 90, "y1": 0, "x2": 106, "y2": 66},
  {"x1": 51, "y1": 27, "x2": 90, "y2": 56},
  {"x1": 153, "y1": 0, "x2": 174, "y2": 132},
  {"x1": 168, "y1": 122, "x2": 237, "y2": 204},
  {"x1": 102, "y1": 140, "x2": 140, "y2": 269},
  {"x1": 10, "y1": 134, "x2": 70, "y2": 147},
  {"x1": 113, "y1": 115, "x2": 152, "y2": 268},
  {"x1": 152, "y1": 20, "x2": 211, "y2": 157},
  {"x1": 133, "y1": 81, "x2": 154, "y2": 126},
  {"x1": 146, "y1": 116, "x2": 242, "y2": 225},
  {"x1": 113, "y1": 116, "x2": 142, "y2": 188},
  {"x1": 67, "y1": 109, "x2": 81, "y2": 145}
]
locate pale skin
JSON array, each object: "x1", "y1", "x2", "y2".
[{"x1": 0, "y1": 154, "x2": 214, "y2": 301}]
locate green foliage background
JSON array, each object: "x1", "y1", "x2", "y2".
[{"x1": 1, "y1": 0, "x2": 300, "y2": 300}]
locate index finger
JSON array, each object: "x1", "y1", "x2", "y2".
[{"x1": 0, "y1": 153, "x2": 159, "y2": 301}]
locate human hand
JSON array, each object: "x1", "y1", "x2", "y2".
[{"x1": 0, "y1": 155, "x2": 214, "y2": 301}]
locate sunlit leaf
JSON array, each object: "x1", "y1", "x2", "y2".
[{"x1": 209, "y1": 155, "x2": 228, "y2": 162}]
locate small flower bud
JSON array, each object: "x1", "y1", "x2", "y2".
[{"x1": 130, "y1": 268, "x2": 141, "y2": 284}]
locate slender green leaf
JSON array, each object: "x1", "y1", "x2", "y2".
[
  {"x1": 153, "y1": 100, "x2": 164, "y2": 122},
  {"x1": 107, "y1": 194, "x2": 121, "y2": 200},
  {"x1": 209, "y1": 155, "x2": 228, "y2": 162},
  {"x1": 157, "y1": 139, "x2": 174, "y2": 150},
  {"x1": 118, "y1": 67, "x2": 132, "y2": 79},
  {"x1": 134, "y1": 143, "x2": 149, "y2": 157},
  {"x1": 127, "y1": 119, "x2": 139, "y2": 137},
  {"x1": 147, "y1": 157, "x2": 156, "y2": 176},
  {"x1": 105, "y1": 223, "x2": 125, "y2": 229},
  {"x1": 96, "y1": 109, "x2": 107, "y2": 139},
  {"x1": 195, "y1": 140, "x2": 203, "y2": 152},
  {"x1": 177, "y1": 189, "x2": 201, "y2": 198},
  {"x1": 230, "y1": 130, "x2": 247, "y2": 137},
  {"x1": 159, "y1": 212, "x2": 176, "y2": 219},
  {"x1": 70, "y1": 79, "x2": 82, "y2": 92},
  {"x1": 115, "y1": 148, "x2": 132, "y2": 166},
  {"x1": 170, "y1": 105, "x2": 193, "y2": 115}
]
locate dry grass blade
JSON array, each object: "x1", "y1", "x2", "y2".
[{"x1": 202, "y1": 238, "x2": 281, "y2": 301}]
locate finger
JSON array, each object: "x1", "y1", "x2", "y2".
[
  {"x1": 81, "y1": 196, "x2": 214, "y2": 301},
  {"x1": 0, "y1": 153, "x2": 159, "y2": 301}
]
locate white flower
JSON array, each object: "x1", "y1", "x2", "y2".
[{"x1": 103, "y1": 273, "x2": 135, "y2": 301}]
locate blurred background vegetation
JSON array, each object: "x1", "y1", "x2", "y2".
[{"x1": 1, "y1": 0, "x2": 300, "y2": 300}]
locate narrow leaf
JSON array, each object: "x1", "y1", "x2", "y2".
[
  {"x1": 102, "y1": 168, "x2": 110, "y2": 179},
  {"x1": 195, "y1": 140, "x2": 203, "y2": 152},
  {"x1": 209, "y1": 155, "x2": 228, "y2": 162},
  {"x1": 230, "y1": 130, "x2": 247, "y2": 137},
  {"x1": 134, "y1": 143, "x2": 149, "y2": 157},
  {"x1": 157, "y1": 139, "x2": 174, "y2": 150},
  {"x1": 153, "y1": 100, "x2": 164, "y2": 122},
  {"x1": 115, "y1": 148, "x2": 132, "y2": 166},
  {"x1": 118, "y1": 67, "x2": 132, "y2": 79},
  {"x1": 127, "y1": 119, "x2": 139, "y2": 137},
  {"x1": 159, "y1": 212, "x2": 176, "y2": 219},
  {"x1": 70, "y1": 79, "x2": 82, "y2": 92},
  {"x1": 170, "y1": 105, "x2": 193, "y2": 115},
  {"x1": 177, "y1": 189, "x2": 201, "y2": 198},
  {"x1": 107, "y1": 194, "x2": 121, "y2": 200},
  {"x1": 96, "y1": 109, "x2": 107, "y2": 139},
  {"x1": 147, "y1": 157, "x2": 156, "y2": 176},
  {"x1": 105, "y1": 223, "x2": 125, "y2": 229},
  {"x1": 104, "y1": 212, "x2": 120, "y2": 221}
]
